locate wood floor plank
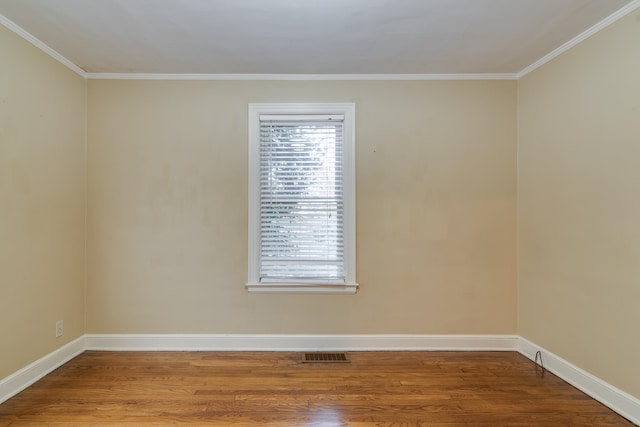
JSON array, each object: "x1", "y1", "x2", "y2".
[{"x1": 0, "y1": 351, "x2": 634, "y2": 426}]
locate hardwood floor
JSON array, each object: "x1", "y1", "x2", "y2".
[{"x1": 0, "y1": 351, "x2": 634, "y2": 426}]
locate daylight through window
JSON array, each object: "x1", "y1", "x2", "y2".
[{"x1": 248, "y1": 104, "x2": 357, "y2": 293}]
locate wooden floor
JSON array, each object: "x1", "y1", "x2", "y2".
[{"x1": 0, "y1": 351, "x2": 633, "y2": 426}]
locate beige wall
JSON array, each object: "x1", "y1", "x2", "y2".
[
  {"x1": 518, "y1": 10, "x2": 640, "y2": 397},
  {"x1": 86, "y1": 80, "x2": 517, "y2": 334},
  {"x1": 2, "y1": 0, "x2": 638, "y2": 406},
  {"x1": 5, "y1": 4, "x2": 639, "y2": 404},
  {"x1": 0, "y1": 26, "x2": 86, "y2": 379},
  {"x1": 4, "y1": 3, "x2": 639, "y2": 405}
]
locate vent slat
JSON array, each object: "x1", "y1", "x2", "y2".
[{"x1": 302, "y1": 352, "x2": 350, "y2": 363}]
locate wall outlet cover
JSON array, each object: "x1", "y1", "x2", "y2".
[{"x1": 55, "y1": 320, "x2": 63, "y2": 337}]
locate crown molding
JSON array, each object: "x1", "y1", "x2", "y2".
[
  {"x1": 3, "y1": 0, "x2": 640, "y2": 82},
  {"x1": 0, "y1": 13, "x2": 87, "y2": 77},
  {"x1": 85, "y1": 72, "x2": 518, "y2": 81},
  {"x1": 517, "y1": 0, "x2": 640, "y2": 78}
]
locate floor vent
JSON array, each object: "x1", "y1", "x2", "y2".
[{"x1": 302, "y1": 352, "x2": 350, "y2": 363}]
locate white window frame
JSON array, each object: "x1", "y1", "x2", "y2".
[{"x1": 247, "y1": 103, "x2": 357, "y2": 294}]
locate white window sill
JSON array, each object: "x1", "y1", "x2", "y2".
[{"x1": 246, "y1": 283, "x2": 358, "y2": 294}]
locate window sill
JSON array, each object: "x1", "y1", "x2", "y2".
[{"x1": 246, "y1": 283, "x2": 358, "y2": 294}]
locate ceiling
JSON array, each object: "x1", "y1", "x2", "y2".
[{"x1": 0, "y1": 0, "x2": 636, "y2": 76}]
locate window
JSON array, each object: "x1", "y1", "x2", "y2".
[{"x1": 247, "y1": 103, "x2": 357, "y2": 294}]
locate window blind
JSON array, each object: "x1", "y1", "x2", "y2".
[{"x1": 259, "y1": 114, "x2": 345, "y2": 284}]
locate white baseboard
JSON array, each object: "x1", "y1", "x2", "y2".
[
  {"x1": 0, "y1": 336, "x2": 85, "y2": 405},
  {"x1": 2, "y1": 334, "x2": 638, "y2": 426},
  {"x1": 517, "y1": 337, "x2": 640, "y2": 425},
  {"x1": 84, "y1": 333, "x2": 519, "y2": 352}
]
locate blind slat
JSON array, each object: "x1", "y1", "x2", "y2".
[{"x1": 259, "y1": 116, "x2": 345, "y2": 283}]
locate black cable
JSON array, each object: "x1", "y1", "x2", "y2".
[{"x1": 534, "y1": 350, "x2": 546, "y2": 376}]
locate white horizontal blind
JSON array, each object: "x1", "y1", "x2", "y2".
[{"x1": 259, "y1": 114, "x2": 345, "y2": 284}]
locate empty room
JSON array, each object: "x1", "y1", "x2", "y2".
[{"x1": 1, "y1": 0, "x2": 639, "y2": 425}]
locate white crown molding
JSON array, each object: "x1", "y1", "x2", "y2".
[
  {"x1": 5, "y1": 0, "x2": 639, "y2": 82},
  {"x1": 0, "y1": 15, "x2": 514, "y2": 82},
  {"x1": 84, "y1": 334, "x2": 519, "y2": 352},
  {"x1": 518, "y1": 337, "x2": 640, "y2": 425},
  {"x1": 517, "y1": 0, "x2": 640, "y2": 78},
  {"x1": 0, "y1": 13, "x2": 86, "y2": 77},
  {"x1": 84, "y1": 73, "x2": 518, "y2": 81},
  {"x1": 0, "y1": 336, "x2": 85, "y2": 405}
]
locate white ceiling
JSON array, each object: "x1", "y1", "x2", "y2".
[{"x1": 0, "y1": 0, "x2": 636, "y2": 76}]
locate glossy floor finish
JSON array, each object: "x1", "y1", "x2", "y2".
[{"x1": 0, "y1": 351, "x2": 633, "y2": 426}]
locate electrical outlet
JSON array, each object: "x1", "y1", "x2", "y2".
[{"x1": 55, "y1": 320, "x2": 63, "y2": 338}]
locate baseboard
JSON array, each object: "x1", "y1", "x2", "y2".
[
  {"x1": 84, "y1": 333, "x2": 519, "y2": 351},
  {"x1": 517, "y1": 337, "x2": 640, "y2": 425},
  {"x1": 3, "y1": 334, "x2": 638, "y2": 426},
  {"x1": 0, "y1": 336, "x2": 85, "y2": 405}
]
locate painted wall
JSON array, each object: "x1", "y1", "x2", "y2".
[
  {"x1": 518, "y1": 10, "x2": 640, "y2": 398},
  {"x1": 0, "y1": 26, "x2": 86, "y2": 379},
  {"x1": 86, "y1": 80, "x2": 517, "y2": 334}
]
